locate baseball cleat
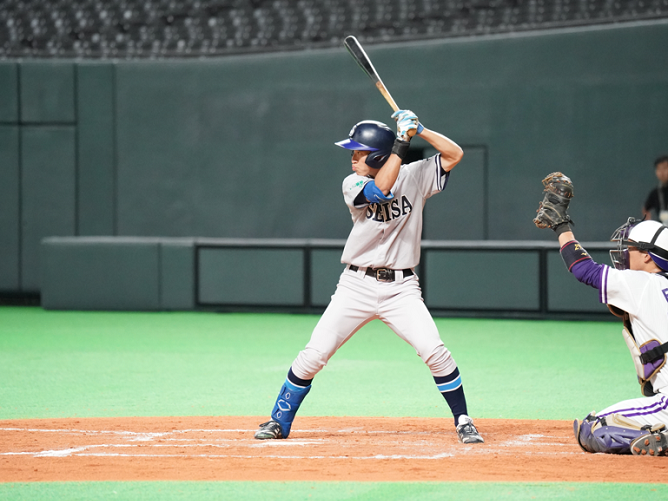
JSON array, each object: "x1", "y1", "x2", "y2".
[
  {"x1": 631, "y1": 429, "x2": 668, "y2": 457},
  {"x1": 456, "y1": 415, "x2": 484, "y2": 444},
  {"x1": 254, "y1": 420, "x2": 284, "y2": 440}
]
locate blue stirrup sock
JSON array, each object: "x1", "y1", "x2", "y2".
[
  {"x1": 270, "y1": 368, "x2": 312, "y2": 438},
  {"x1": 434, "y1": 367, "x2": 468, "y2": 427}
]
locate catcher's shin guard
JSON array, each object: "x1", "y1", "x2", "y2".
[
  {"x1": 270, "y1": 379, "x2": 311, "y2": 438},
  {"x1": 574, "y1": 413, "x2": 651, "y2": 455}
]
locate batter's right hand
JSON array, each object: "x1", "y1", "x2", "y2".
[{"x1": 392, "y1": 109, "x2": 418, "y2": 141}]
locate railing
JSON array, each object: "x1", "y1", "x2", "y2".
[
  {"x1": 194, "y1": 238, "x2": 615, "y2": 320},
  {"x1": 39, "y1": 236, "x2": 616, "y2": 319}
]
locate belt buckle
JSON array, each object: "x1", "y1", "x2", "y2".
[{"x1": 375, "y1": 268, "x2": 394, "y2": 282}]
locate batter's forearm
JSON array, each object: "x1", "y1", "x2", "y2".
[
  {"x1": 418, "y1": 128, "x2": 463, "y2": 172},
  {"x1": 373, "y1": 154, "x2": 402, "y2": 194}
]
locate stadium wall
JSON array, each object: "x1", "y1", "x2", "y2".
[{"x1": 1, "y1": 21, "x2": 666, "y2": 298}]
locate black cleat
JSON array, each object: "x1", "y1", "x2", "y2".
[
  {"x1": 456, "y1": 416, "x2": 484, "y2": 444},
  {"x1": 254, "y1": 420, "x2": 284, "y2": 440}
]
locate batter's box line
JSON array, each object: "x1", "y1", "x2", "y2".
[{"x1": 69, "y1": 452, "x2": 459, "y2": 460}]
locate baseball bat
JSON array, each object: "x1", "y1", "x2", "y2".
[
  {"x1": 344, "y1": 35, "x2": 399, "y2": 112},
  {"x1": 344, "y1": 35, "x2": 415, "y2": 136}
]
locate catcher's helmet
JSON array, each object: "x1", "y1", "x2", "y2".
[
  {"x1": 610, "y1": 218, "x2": 668, "y2": 271},
  {"x1": 335, "y1": 120, "x2": 395, "y2": 169}
]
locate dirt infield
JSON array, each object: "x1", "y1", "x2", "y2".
[{"x1": 1, "y1": 416, "x2": 666, "y2": 483}]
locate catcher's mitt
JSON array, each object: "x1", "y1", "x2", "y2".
[{"x1": 533, "y1": 172, "x2": 574, "y2": 230}]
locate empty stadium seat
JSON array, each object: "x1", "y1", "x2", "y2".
[{"x1": 0, "y1": 0, "x2": 666, "y2": 58}]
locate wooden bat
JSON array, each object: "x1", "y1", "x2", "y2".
[
  {"x1": 344, "y1": 35, "x2": 416, "y2": 136},
  {"x1": 344, "y1": 35, "x2": 400, "y2": 112}
]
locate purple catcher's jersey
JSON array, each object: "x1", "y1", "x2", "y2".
[{"x1": 340, "y1": 154, "x2": 448, "y2": 270}]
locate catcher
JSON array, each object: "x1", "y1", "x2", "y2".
[{"x1": 534, "y1": 172, "x2": 668, "y2": 456}]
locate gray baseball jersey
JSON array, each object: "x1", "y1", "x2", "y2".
[{"x1": 340, "y1": 154, "x2": 448, "y2": 269}]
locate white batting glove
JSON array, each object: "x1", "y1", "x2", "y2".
[
  {"x1": 394, "y1": 112, "x2": 417, "y2": 141},
  {"x1": 391, "y1": 109, "x2": 424, "y2": 141},
  {"x1": 392, "y1": 109, "x2": 417, "y2": 123}
]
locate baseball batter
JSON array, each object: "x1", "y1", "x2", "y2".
[
  {"x1": 534, "y1": 172, "x2": 668, "y2": 456},
  {"x1": 254, "y1": 110, "x2": 484, "y2": 444}
]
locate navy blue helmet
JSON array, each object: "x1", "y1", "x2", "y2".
[{"x1": 335, "y1": 120, "x2": 395, "y2": 169}]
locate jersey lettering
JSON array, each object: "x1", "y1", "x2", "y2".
[
  {"x1": 391, "y1": 199, "x2": 401, "y2": 218},
  {"x1": 402, "y1": 196, "x2": 413, "y2": 215},
  {"x1": 366, "y1": 195, "x2": 413, "y2": 222},
  {"x1": 382, "y1": 203, "x2": 391, "y2": 221},
  {"x1": 372, "y1": 205, "x2": 385, "y2": 222},
  {"x1": 663, "y1": 288, "x2": 668, "y2": 302}
]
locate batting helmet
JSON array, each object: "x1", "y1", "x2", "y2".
[
  {"x1": 610, "y1": 218, "x2": 668, "y2": 271},
  {"x1": 335, "y1": 120, "x2": 395, "y2": 169}
]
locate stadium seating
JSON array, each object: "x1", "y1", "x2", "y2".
[{"x1": 1, "y1": 0, "x2": 667, "y2": 58}]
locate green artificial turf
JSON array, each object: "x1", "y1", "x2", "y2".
[
  {"x1": 0, "y1": 307, "x2": 635, "y2": 420},
  {"x1": 0, "y1": 307, "x2": 658, "y2": 499},
  {"x1": 0, "y1": 481, "x2": 666, "y2": 500}
]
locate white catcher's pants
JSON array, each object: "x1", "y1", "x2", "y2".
[
  {"x1": 291, "y1": 266, "x2": 458, "y2": 380},
  {"x1": 597, "y1": 392, "x2": 668, "y2": 428}
]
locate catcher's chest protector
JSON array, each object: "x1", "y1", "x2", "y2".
[{"x1": 613, "y1": 306, "x2": 668, "y2": 397}]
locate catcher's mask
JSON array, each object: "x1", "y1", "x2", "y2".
[
  {"x1": 335, "y1": 120, "x2": 395, "y2": 169},
  {"x1": 610, "y1": 217, "x2": 668, "y2": 271}
]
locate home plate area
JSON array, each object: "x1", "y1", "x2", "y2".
[{"x1": 0, "y1": 416, "x2": 665, "y2": 483}]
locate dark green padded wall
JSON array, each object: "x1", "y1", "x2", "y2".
[
  {"x1": 19, "y1": 62, "x2": 75, "y2": 123},
  {"x1": 0, "y1": 64, "x2": 19, "y2": 291},
  {"x1": 21, "y1": 127, "x2": 76, "y2": 291},
  {"x1": 2, "y1": 22, "x2": 668, "y2": 300},
  {"x1": 366, "y1": 24, "x2": 667, "y2": 241},
  {"x1": 113, "y1": 55, "x2": 380, "y2": 240},
  {"x1": 15, "y1": 62, "x2": 77, "y2": 292},
  {"x1": 198, "y1": 247, "x2": 304, "y2": 305},
  {"x1": 160, "y1": 239, "x2": 196, "y2": 310},
  {"x1": 77, "y1": 63, "x2": 116, "y2": 236},
  {"x1": 424, "y1": 146, "x2": 487, "y2": 240},
  {"x1": 110, "y1": 23, "x2": 668, "y2": 242},
  {"x1": 41, "y1": 237, "x2": 194, "y2": 310},
  {"x1": 40, "y1": 237, "x2": 616, "y2": 315},
  {"x1": 311, "y1": 247, "x2": 346, "y2": 307},
  {"x1": 0, "y1": 63, "x2": 18, "y2": 121},
  {"x1": 425, "y1": 250, "x2": 540, "y2": 310},
  {"x1": 0, "y1": 126, "x2": 20, "y2": 291},
  {"x1": 41, "y1": 238, "x2": 161, "y2": 310}
]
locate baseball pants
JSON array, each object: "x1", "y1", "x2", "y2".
[
  {"x1": 290, "y1": 265, "x2": 458, "y2": 381},
  {"x1": 597, "y1": 393, "x2": 668, "y2": 428}
]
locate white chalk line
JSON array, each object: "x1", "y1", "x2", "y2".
[
  {"x1": 0, "y1": 427, "x2": 577, "y2": 459},
  {"x1": 0, "y1": 427, "x2": 440, "y2": 436},
  {"x1": 68, "y1": 451, "x2": 576, "y2": 459},
  {"x1": 0, "y1": 442, "x2": 457, "y2": 459},
  {"x1": 0, "y1": 427, "x2": 254, "y2": 437},
  {"x1": 76, "y1": 452, "x2": 459, "y2": 460},
  {"x1": 1, "y1": 448, "x2": 577, "y2": 459}
]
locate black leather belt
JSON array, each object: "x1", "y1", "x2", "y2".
[{"x1": 349, "y1": 265, "x2": 414, "y2": 282}]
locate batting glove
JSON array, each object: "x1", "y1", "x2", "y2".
[
  {"x1": 391, "y1": 110, "x2": 423, "y2": 140},
  {"x1": 392, "y1": 110, "x2": 417, "y2": 141}
]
